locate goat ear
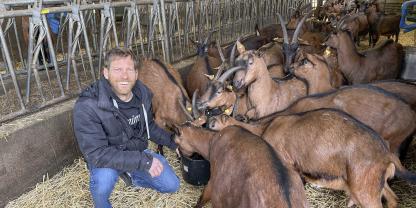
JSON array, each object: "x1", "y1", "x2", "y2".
[
  {"x1": 314, "y1": 54, "x2": 326, "y2": 63},
  {"x1": 236, "y1": 41, "x2": 246, "y2": 54}
]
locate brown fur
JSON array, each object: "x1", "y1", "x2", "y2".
[
  {"x1": 339, "y1": 13, "x2": 369, "y2": 45},
  {"x1": 325, "y1": 30, "x2": 403, "y2": 84},
  {"x1": 197, "y1": 80, "x2": 250, "y2": 117},
  {"x1": 186, "y1": 57, "x2": 212, "y2": 97},
  {"x1": 366, "y1": 4, "x2": 401, "y2": 46},
  {"x1": 234, "y1": 49, "x2": 307, "y2": 119},
  {"x1": 137, "y1": 58, "x2": 191, "y2": 129},
  {"x1": 173, "y1": 124, "x2": 309, "y2": 208},
  {"x1": 293, "y1": 53, "x2": 338, "y2": 94},
  {"x1": 208, "y1": 108, "x2": 410, "y2": 208},
  {"x1": 257, "y1": 42, "x2": 284, "y2": 67},
  {"x1": 371, "y1": 80, "x2": 416, "y2": 111},
  {"x1": 277, "y1": 86, "x2": 416, "y2": 155}
]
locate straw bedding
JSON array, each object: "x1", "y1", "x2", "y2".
[{"x1": 6, "y1": 138, "x2": 416, "y2": 208}]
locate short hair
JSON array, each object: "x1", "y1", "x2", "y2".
[{"x1": 103, "y1": 47, "x2": 139, "y2": 70}]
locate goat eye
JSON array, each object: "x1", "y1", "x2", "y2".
[{"x1": 300, "y1": 59, "x2": 309, "y2": 66}]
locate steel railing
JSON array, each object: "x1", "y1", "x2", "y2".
[{"x1": 0, "y1": 0, "x2": 311, "y2": 124}]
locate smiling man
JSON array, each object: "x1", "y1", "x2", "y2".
[{"x1": 73, "y1": 47, "x2": 180, "y2": 208}]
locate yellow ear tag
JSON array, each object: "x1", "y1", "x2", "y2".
[
  {"x1": 324, "y1": 48, "x2": 331, "y2": 56},
  {"x1": 224, "y1": 108, "x2": 233, "y2": 116},
  {"x1": 187, "y1": 107, "x2": 192, "y2": 112},
  {"x1": 227, "y1": 85, "x2": 233, "y2": 91}
]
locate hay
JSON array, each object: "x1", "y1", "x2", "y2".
[
  {"x1": 6, "y1": 142, "x2": 206, "y2": 208},
  {"x1": 6, "y1": 139, "x2": 416, "y2": 208}
]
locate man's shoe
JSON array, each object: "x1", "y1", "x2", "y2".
[{"x1": 119, "y1": 172, "x2": 133, "y2": 187}]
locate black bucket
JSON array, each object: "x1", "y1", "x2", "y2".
[{"x1": 180, "y1": 153, "x2": 210, "y2": 186}]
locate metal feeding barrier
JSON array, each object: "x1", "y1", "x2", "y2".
[{"x1": 0, "y1": 0, "x2": 311, "y2": 124}]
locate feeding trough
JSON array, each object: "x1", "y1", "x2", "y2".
[{"x1": 180, "y1": 152, "x2": 210, "y2": 186}]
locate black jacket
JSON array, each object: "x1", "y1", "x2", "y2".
[{"x1": 73, "y1": 77, "x2": 177, "y2": 172}]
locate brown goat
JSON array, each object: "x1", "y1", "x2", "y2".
[
  {"x1": 366, "y1": 3, "x2": 401, "y2": 46},
  {"x1": 233, "y1": 44, "x2": 307, "y2": 119},
  {"x1": 275, "y1": 85, "x2": 416, "y2": 156},
  {"x1": 196, "y1": 67, "x2": 250, "y2": 117},
  {"x1": 292, "y1": 53, "x2": 338, "y2": 94},
  {"x1": 338, "y1": 12, "x2": 369, "y2": 45},
  {"x1": 185, "y1": 32, "x2": 220, "y2": 97},
  {"x1": 207, "y1": 108, "x2": 416, "y2": 208},
  {"x1": 325, "y1": 30, "x2": 403, "y2": 84},
  {"x1": 173, "y1": 124, "x2": 309, "y2": 208},
  {"x1": 257, "y1": 42, "x2": 284, "y2": 67},
  {"x1": 138, "y1": 58, "x2": 192, "y2": 129},
  {"x1": 370, "y1": 80, "x2": 416, "y2": 111},
  {"x1": 211, "y1": 84, "x2": 416, "y2": 157}
]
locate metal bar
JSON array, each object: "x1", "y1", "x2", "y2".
[
  {"x1": 13, "y1": 17, "x2": 26, "y2": 70},
  {"x1": 160, "y1": 0, "x2": 170, "y2": 63},
  {"x1": 25, "y1": 14, "x2": 35, "y2": 103},
  {"x1": 79, "y1": 10, "x2": 96, "y2": 80},
  {"x1": 0, "y1": 19, "x2": 25, "y2": 111}
]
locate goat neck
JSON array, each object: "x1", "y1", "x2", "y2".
[
  {"x1": 181, "y1": 125, "x2": 216, "y2": 160},
  {"x1": 335, "y1": 31, "x2": 361, "y2": 74},
  {"x1": 246, "y1": 57, "x2": 280, "y2": 116},
  {"x1": 237, "y1": 119, "x2": 269, "y2": 136}
]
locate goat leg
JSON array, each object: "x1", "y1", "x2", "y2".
[{"x1": 195, "y1": 180, "x2": 212, "y2": 208}]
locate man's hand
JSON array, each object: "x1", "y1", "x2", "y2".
[{"x1": 148, "y1": 157, "x2": 164, "y2": 177}]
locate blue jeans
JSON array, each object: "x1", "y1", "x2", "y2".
[{"x1": 88, "y1": 150, "x2": 180, "y2": 208}]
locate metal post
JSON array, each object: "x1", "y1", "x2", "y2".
[{"x1": 0, "y1": 23, "x2": 25, "y2": 110}]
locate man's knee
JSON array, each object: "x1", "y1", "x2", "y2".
[
  {"x1": 90, "y1": 168, "x2": 119, "y2": 196},
  {"x1": 159, "y1": 176, "x2": 180, "y2": 193}
]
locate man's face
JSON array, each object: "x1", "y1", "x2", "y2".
[{"x1": 103, "y1": 56, "x2": 137, "y2": 100}]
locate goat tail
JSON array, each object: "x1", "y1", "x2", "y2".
[{"x1": 389, "y1": 154, "x2": 416, "y2": 184}]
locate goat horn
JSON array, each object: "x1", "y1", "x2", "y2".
[
  {"x1": 292, "y1": 11, "x2": 311, "y2": 44},
  {"x1": 230, "y1": 37, "x2": 240, "y2": 66},
  {"x1": 178, "y1": 98, "x2": 194, "y2": 121},
  {"x1": 192, "y1": 90, "x2": 200, "y2": 119},
  {"x1": 277, "y1": 13, "x2": 289, "y2": 44},
  {"x1": 216, "y1": 41, "x2": 225, "y2": 63},
  {"x1": 337, "y1": 14, "x2": 349, "y2": 29},
  {"x1": 214, "y1": 65, "x2": 225, "y2": 80},
  {"x1": 218, "y1": 66, "x2": 244, "y2": 83}
]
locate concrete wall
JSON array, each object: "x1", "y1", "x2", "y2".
[
  {"x1": 0, "y1": 100, "x2": 80, "y2": 207},
  {"x1": 0, "y1": 57, "x2": 195, "y2": 207}
]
